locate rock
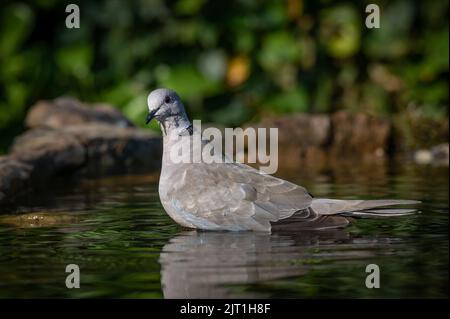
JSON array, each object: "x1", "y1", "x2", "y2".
[
  {"x1": 0, "y1": 157, "x2": 32, "y2": 206},
  {"x1": 10, "y1": 124, "x2": 162, "y2": 178},
  {"x1": 330, "y1": 111, "x2": 391, "y2": 158},
  {"x1": 244, "y1": 114, "x2": 331, "y2": 169},
  {"x1": 414, "y1": 143, "x2": 449, "y2": 166},
  {"x1": 244, "y1": 112, "x2": 393, "y2": 170},
  {"x1": 10, "y1": 128, "x2": 86, "y2": 180},
  {"x1": 1, "y1": 96, "x2": 163, "y2": 211},
  {"x1": 19, "y1": 96, "x2": 162, "y2": 177},
  {"x1": 431, "y1": 143, "x2": 449, "y2": 165},
  {"x1": 393, "y1": 108, "x2": 449, "y2": 151},
  {"x1": 413, "y1": 149, "x2": 433, "y2": 165},
  {"x1": 0, "y1": 212, "x2": 81, "y2": 228},
  {"x1": 61, "y1": 124, "x2": 162, "y2": 176},
  {"x1": 249, "y1": 114, "x2": 331, "y2": 148},
  {"x1": 25, "y1": 97, "x2": 134, "y2": 129}
]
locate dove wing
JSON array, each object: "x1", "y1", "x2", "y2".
[{"x1": 167, "y1": 161, "x2": 313, "y2": 231}]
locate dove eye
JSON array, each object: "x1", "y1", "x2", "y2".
[{"x1": 164, "y1": 96, "x2": 172, "y2": 104}]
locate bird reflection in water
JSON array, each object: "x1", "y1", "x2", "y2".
[{"x1": 159, "y1": 229, "x2": 400, "y2": 298}]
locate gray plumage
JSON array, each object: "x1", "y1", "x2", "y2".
[{"x1": 147, "y1": 88, "x2": 420, "y2": 232}]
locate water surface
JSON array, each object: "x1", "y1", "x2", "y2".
[{"x1": 0, "y1": 162, "x2": 448, "y2": 298}]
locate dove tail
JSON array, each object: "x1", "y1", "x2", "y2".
[{"x1": 311, "y1": 198, "x2": 421, "y2": 217}]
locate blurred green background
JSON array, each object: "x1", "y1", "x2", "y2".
[{"x1": 0, "y1": 0, "x2": 448, "y2": 151}]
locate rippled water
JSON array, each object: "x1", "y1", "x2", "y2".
[{"x1": 0, "y1": 162, "x2": 448, "y2": 298}]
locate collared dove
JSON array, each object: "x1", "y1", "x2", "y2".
[{"x1": 146, "y1": 88, "x2": 420, "y2": 232}]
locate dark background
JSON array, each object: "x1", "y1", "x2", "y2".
[{"x1": 0, "y1": 0, "x2": 448, "y2": 151}]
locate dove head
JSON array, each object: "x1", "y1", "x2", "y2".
[{"x1": 146, "y1": 88, "x2": 191, "y2": 135}]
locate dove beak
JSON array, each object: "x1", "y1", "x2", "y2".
[{"x1": 146, "y1": 108, "x2": 159, "y2": 124}]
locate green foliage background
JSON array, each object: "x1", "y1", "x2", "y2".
[{"x1": 0, "y1": 0, "x2": 448, "y2": 148}]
